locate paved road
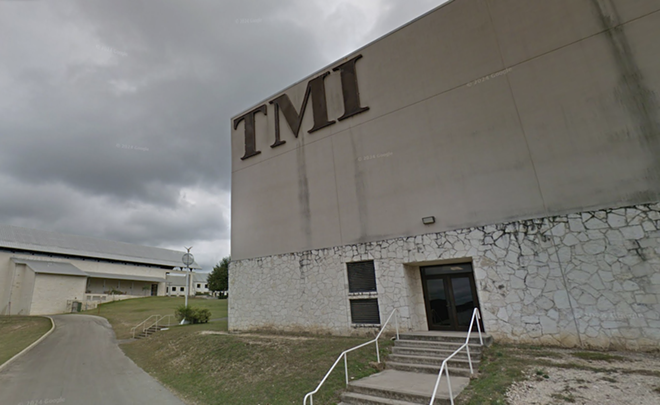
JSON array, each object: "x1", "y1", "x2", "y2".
[{"x1": 0, "y1": 315, "x2": 186, "y2": 405}]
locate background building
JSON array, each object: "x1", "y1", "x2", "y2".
[
  {"x1": 0, "y1": 224, "x2": 200, "y2": 315},
  {"x1": 166, "y1": 272, "x2": 209, "y2": 296},
  {"x1": 229, "y1": 0, "x2": 660, "y2": 349}
]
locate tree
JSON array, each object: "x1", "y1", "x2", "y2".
[{"x1": 208, "y1": 256, "x2": 230, "y2": 294}]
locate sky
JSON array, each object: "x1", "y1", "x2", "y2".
[{"x1": 0, "y1": 0, "x2": 448, "y2": 271}]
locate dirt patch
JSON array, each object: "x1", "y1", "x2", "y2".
[{"x1": 506, "y1": 350, "x2": 660, "y2": 404}]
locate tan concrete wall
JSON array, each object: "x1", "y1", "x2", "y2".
[
  {"x1": 0, "y1": 255, "x2": 14, "y2": 315},
  {"x1": 231, "y1": 0, "x2": 660, "y2": 260},
  {"x1": 30, "y1": 274, "x2": 87, "y2": 315},
  {"x1": 11, "y1": 264, "x2": 36, "y2": 315}
]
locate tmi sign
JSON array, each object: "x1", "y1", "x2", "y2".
[{"x1": 234, "y1": 55, "x2": 370, "y2": 160}]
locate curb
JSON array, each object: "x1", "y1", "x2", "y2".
[{"x1": 0, "y1": 316, "x2": 55, "y2": 373}]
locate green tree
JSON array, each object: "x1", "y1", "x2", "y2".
[{"x1": 208, "y1": 256, "x2": 230, "y2": 293}]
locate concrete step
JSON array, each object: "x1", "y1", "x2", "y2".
[
  {"x1": 386, "y1": 362, "x2": 475, "y2": 377},
  {"x1": 398, "y1": 332, "x2": 491, "y2": 346},
  {"x1": 388, "y1": 354, "x2": 478, "y2": 369},
  {"x1": 392, "y1": 346, "x2": 482, "y2": 360},
  {"x1": 341, "y1": 370, "x2": 468, "y2": 405},
  {"x1": 394, "y1": 339, "x2": 484, "y2": 352}
]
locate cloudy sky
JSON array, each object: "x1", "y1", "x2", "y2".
[{"x1": 0, "y1": 0, "x2": 448, "y2": 271}]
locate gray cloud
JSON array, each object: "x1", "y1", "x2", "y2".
[{"x1": 0, "y1": 0, "x2": 447, "y2": 269}]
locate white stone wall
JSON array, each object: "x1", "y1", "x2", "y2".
[{"x1": 229, "y1": 203, "x2": 660, "y2": 350}]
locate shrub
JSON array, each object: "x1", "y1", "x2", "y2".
[{"x1": 175, "y1": 305, "x2": 211, "y2": 324}]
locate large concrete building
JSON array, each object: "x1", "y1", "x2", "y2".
[
  {"x1": 229, "y1": 0, "x2": 660, "y2": 350},
  {"x1": 0, "y1": 224, "x2": 200, "y2": 315}
]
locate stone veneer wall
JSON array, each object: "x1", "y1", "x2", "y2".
[{"x1": 229, "y1": 203, "x2": 660, "y2": 350}]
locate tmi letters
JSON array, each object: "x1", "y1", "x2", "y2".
[{"x1": 234, "y1": 55, "x2": 370, "y2": 160}]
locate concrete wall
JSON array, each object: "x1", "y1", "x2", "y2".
[
  {"x1": 231, "y1": 0, "x2": 660, "y2": 260},
  {"x1": 30, "y1": 274, "x2": 87, "y2": 315},
  {"x1": 86, "y1": 278, "x2": 155, "y2": 296},
  {"x1": 9, "y1": 263, "x2": 36, "y2": 315},
  {"x1": 230, "y1": 202, "x2": 660, "y2": 350}
]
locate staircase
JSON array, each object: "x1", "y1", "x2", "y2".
[
  {"x1": 135, "y1": 324, "x2": 167, "y2": 339},
  {"x1": 130, "y1": 314, "x2": 174, "y2": 339},
  {"x1": 340, "y1": 331, "x2": 493, "y2": 405}
]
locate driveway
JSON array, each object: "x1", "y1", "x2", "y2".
[{"x1": 0, "y1": 315, "x2": 186, "y2": 405}]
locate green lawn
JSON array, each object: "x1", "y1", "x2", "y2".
[
  {"x1": 0, "y1": 316, "x2": 52, "y2": 366},
  {"x1": 122, "y1": 323, "x2": 392, "y2": 405},
  {"x1": 81, "y1": 296, "x2": 227, "y2": 339},
  {"x1": 88, "y1": 295, "x2": 392, "y2": 404}
]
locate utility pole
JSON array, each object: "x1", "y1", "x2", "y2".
[{"x1": 182, "y1": 247, "x2": 194, "y2": 308}]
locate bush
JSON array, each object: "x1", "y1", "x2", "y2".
[{"x1": 175, "y1": 305, "x2": 211, "y2": 324}]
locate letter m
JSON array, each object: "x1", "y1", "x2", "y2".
[{"x1": 268, "y1": 72, "x2": 335, "y2": 147}]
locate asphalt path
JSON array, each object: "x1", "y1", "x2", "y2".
[{"x1": 0, "y1": 315, "x2": 186, "y2": 405}]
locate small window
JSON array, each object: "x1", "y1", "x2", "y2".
[
  {"x1": 197, "y1": 284, "x2": 201, "y2": 288},
  {"x1": 205, "y1": 284, "x2": 208, "y2": 288},
  {"x1": 346, "y1": 261, "x2": 377, "y2": 293},
  {"x1": 350, "y1": 299, "x2": 381, "y2": 324}
]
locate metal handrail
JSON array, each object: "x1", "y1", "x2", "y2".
[
  {"x1": 156, "y1": 314, "x2": 174, "y2": 328},
  {"x1": 130, "y1": 314, "x2": 161, "y2": 339},
  {"x1": 428, "y1": 308, "x2": 483, "y2": 405},
  {"x1": 303, "y1": 308, "x2": 400, "y2": 405}
]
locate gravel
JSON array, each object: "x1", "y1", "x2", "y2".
[{"x1": 505, "y1": 351, "x2": 660, "y2": 405}]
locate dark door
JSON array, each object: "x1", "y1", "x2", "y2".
[
  {"x1": 150, "y1": 284, "x2": 158, "y2": 296},
  {"x1": 421, "y1": 263, "x2": 481, "y2": 331}
]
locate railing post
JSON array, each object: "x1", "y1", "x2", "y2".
[
  {"x1": 376, "y1": 339, "x2": 380, "y2": 364},
  {"x1": 344, "y1": 353, "x2": 349, "y2": 386},
  {"x1": 446, "y1": 367, "x2": 454, "y2": 405},
  {"x1": 466, "y1": 345, "x2": 473, "y2": 374},
  {"x1": 476, "y1": 310, "x2": 483, "y2": 345},
  {"x1": 395, "y1": 310, "x2": 399, "y2": 341}
]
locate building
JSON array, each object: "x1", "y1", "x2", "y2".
[
  {"x1": 193, "y1": 272, "x2": 210, "y2": 294},
  {"x1": 0, "y1": 224, "x2": 200, "y2": 315},
  {"x1": 229, "y1": 0, "x2": 660, "y2": 350},
  {"x1": 166, "y1": 272, "x2": 209, "y2": 296}
]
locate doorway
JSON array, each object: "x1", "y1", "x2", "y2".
[
  {"x1": 421, "y1": 263, "x2": 482, "y2": 331},
  {"x1": 150, "y1": 284, "x2": 158, "y2": 296}
]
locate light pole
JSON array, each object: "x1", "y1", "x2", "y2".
[{"x1": 182, "y1": 247, "x2": 195, "y2": 308}]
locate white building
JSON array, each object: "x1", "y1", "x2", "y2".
[
  {"x1": 229, "y1": 0, "x2": 660, "y2": 350},
  {"x1": 0, "y1": 224, "x2": 200, "y2": 315},
  {"x1": 166, "y1": 272, "x2": 209, "y2": 296}
]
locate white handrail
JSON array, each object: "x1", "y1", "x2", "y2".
[
  {"x1": 130, "y1": 314, "x2": 161, "y2": 338},
  {"x1": 428, "y1": 308, "x2": 483, "y2": 405},
  {"x1": 156, "y1": 314, "x2": 174, "y2": 328},
  {"x1": 303, "y1": 308, "x2": 400, "y2": 405}
]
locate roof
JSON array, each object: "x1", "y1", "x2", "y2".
[
  {"x1": 85, "y1": 272, "x2": 166, "y2": 283},
  {"x1": 13, "y1": 259, "x2": 88, "y2": 277},
  {"x1": 166, "y1": 274, "x2": 187, "y2": 286},
  {"x1": 0, "y1": 224, "x2": 201, "y2": 269},
  {"x1": 192, "y1": 272, "x2": 209, "y2": 283}
]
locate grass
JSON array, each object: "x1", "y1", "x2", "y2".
[
  {"x1": 80, "y1": 296, "x2": 227, "y2": 339},
  {"x1": 122, "y1": 323, "x2": 393, "y2": 405},
  {"x1": 456, "y1": 344, "x2": 527, "y2": 405},
  {"x1": 88, "y1": 295, "x2": 390, "y2": 404},
  {"x1": 0, "y1": 316, "x2": 52, "y2": 366},
  {"x1": 571, "y1": 351, "x2": 625, "y2": 362}
]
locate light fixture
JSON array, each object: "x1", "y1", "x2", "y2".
[{"x1": 422, "y1": 216, "x2": 436, "y2": 225}]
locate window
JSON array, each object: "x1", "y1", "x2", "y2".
[
  {"x1": 205, "y1": 284, "x2": 208, "y2": 288},
  {"x1": 197, "y1": 284, "x2": 201, "y2": 288},
  {"x1": 346, "y1": 261, "x2": 377, "y2": 293},
  {"x1": 350, "y1": 299, "x2": 381, "y2": 324}
]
